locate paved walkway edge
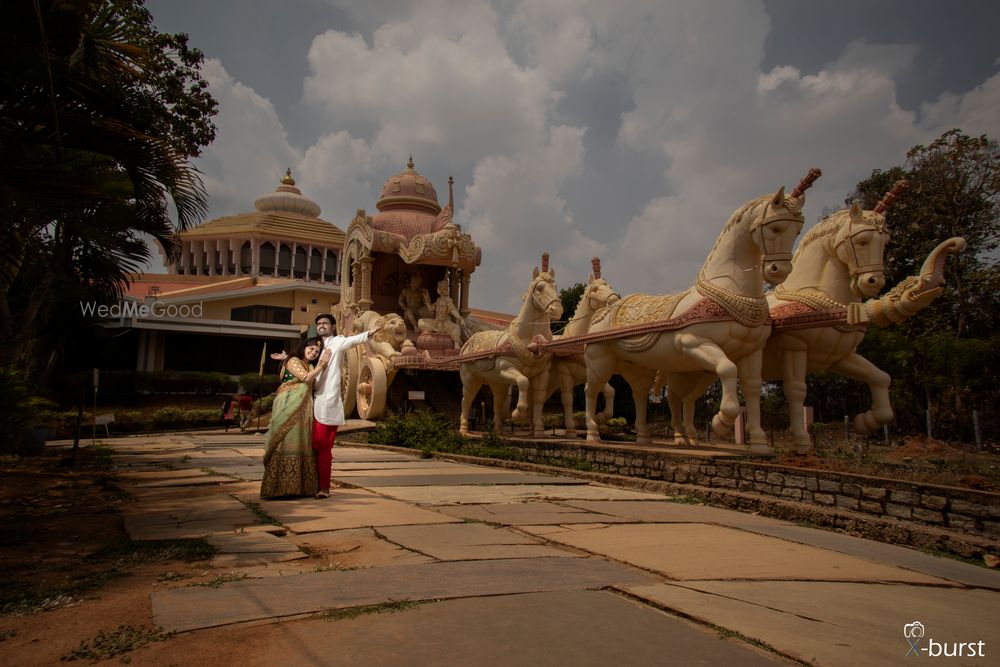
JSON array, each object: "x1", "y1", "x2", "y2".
[{"x1": 347, "y1": 441, "x2": 999, "y2": 562}]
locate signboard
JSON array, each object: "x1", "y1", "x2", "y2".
[{"x1": 408, "y1": 391, "x2": 426, "y2": 401}]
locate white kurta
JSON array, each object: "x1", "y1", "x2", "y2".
[{"x1": 313, "y1": 330, "x2": 370, "y2": 425}]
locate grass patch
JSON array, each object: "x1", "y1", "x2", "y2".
[
  {"x1": 60, "y1": 624, "x2": 173, "y2": 662},
  {"x1": 1, "y1": 570, "x2": 125, "y2": 616},
  {"x1": 318, "y1": 599, "x2": 427, "y2": 622},
  {"x1": 190, "y1": 573, "x2": 248, "y2": 588},
  {"x1": 239, "y1": 498, "x2": 281, "y2": 525},
  {"x1": 95, "y1": 536, "x2": 218, "y2": 564},
  {"x1": 0, "y1": 628, "x2": 17, "y2": 641}
]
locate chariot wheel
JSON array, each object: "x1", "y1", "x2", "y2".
[
  {"x1": 356, "y1": 356, "x2": 388, "y2": 420},
  {"x1": 341, "y1": 346, "x2": 361, "y2": 419}
]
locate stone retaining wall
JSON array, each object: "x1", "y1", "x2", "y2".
[{"x1": 502, "y1": 439, "x2": 1000, "y2": 540}]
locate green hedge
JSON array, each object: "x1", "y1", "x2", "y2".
[
  {"x1": 63, "y1": 371, "x2": 240, "y2": 395},
  {"x1": 238, "y1": 372, "x2": 282, "y2": 396}
]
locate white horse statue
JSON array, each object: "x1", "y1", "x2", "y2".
[
  {"x1": 763, "y1": 181, "x2": 965, "y2": 452},
  {"x1": 543, "y1": 258, "x2": 619, "y2": 436},
  {"x1": 459, "y1": 254, "x2": 563, "y2": 436},
  {"x1": 584, "y1": 170, "x2": 819, "y2": 451}
]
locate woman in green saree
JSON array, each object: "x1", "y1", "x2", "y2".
[{"x1": 260, "y1": 337, "x2": 328, "y2": 498}]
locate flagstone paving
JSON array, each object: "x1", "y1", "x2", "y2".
[
  {"x1": 76, "y1": 428, "x2": 999, "y2": 665},
  {"x1": 152, "y1": 557, "x2": 658, "y2": 632},
  {"x1": 519, "y1": 522, "x2": 952, "y2": 583}
]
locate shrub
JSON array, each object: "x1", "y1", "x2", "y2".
[
  {"x1": 239, "y1": 373, "x2": 281, "y2": 396},
  {"x1": 368, "y1": 410, "x2": 467, "y2": 454}
]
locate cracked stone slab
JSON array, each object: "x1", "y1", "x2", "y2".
[
  {"x1": 152, "y1": 557, "x2": 658, "y2": 632},
  {"x1": 434, "y1": 501, "x2": 634, "y2": 526},
  {"x1": 287, "y1": 528, "x2": 434, "y2": 570},
  {"x1": 118, "y1": 469, "x2": 214, "y2": 481},
  {"x1": 130, "y1": 475, "x2": 237, "y2": 488},
  {"x1": 331, "y1": 448, "x2": 422, "y2": 463},
  {"x1": 332, "y1": 472, "x2": 586, "y2": 487},
  {"x1": 371, "y1": 484, "x2": 661, "y2": 505},
  {"x1": 728, "y1": 524, "x2": 1000, "y2": 590},
  {"x1": 206, "y1": 532, "x2": 301, "y2": 554},
  {"x1": 140, "y1": 590, "x2": 786, "y2": 666},
  {"x1": 234, "y1": 487, "x2": 462, "y2": 533},
  {"x1": 376, "y1": 523, "x2": 578, "y2": 560},
  {"x1": 519, "y1": 523, "x2": 952, "y2": 584},
  {"x1": 561, "y1": 500, "x2": 794, "y2": 529},
  {"x1": 332, "y1": 461, "x2": 471, "y2": 471},
  {"x1": 624, "y1": 581, "x2": 1000, "y2": 667}
]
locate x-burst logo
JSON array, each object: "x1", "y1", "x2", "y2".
[
  {"x1": 903, "y1": 620, "x2": 986, "y2": 658},
  {"x1": 904, "y1": 621, "x2": 925, "y2": 656}
]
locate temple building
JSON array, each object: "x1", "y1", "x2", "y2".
[{"x1": 106, "y1": 160, "x2": 506, "y2": 375}]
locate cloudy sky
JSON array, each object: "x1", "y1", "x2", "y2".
[{"x1": 147, "y1": 0, "x2": 1000, "y2": 313}]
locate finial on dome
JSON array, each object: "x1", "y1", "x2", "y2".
[
  {"x1": 541, "y1": 252, "x2": 550, "y2": 273},
  {"x1": 281, "y1": 168, "x2": 295, "y2": 186},
  {"x1": 407, "y1": 155, "x2": 414, "y2": 170},
  {"x1": 447, "y1": 176, "x2": 454, "y2": 209}
]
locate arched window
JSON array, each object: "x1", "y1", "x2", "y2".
[
  {"x1": 294, "y1": 246, "x2": 307, "y2": 279},
  {"x1": 259, "y1": 242, "x2": 275, "y2": 275},
  {"x1": 277, "y1": 243, "x2": 292, "y2": 277},
  {"x1": 240, "y1": 241, "x2": 252, "y2": 274},
  {"x1": 324, "y1": 251, "x2": 337, "y2": 282},
  {"x1": 309, "y1": 248, "x2": 322, "y2": 281}
]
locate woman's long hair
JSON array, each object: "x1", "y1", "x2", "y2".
[{"x1": 284, "y1": 336, "x2": 324, "y2": 370}]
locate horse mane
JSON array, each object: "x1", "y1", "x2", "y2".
[
  {"x1": 702, "y1": 192, "x2": 803, "y2": 267},
  {"x1": 791, "y1": 207, "x2": 887, "y2": 262},
  {"x1": 792, "y1": 213, "x2": 844, "y2": 262}
]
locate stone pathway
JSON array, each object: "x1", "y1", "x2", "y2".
[{"x1": 89, "y1": 428, "x2": 1000, "y2": 665}]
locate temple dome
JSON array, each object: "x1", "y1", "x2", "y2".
[
  {"x1": 254, "y1": 169, "x2": 322, "y2": 218},
  {"x1": 375, "y1": 156, "x2": 441, "y2": 215}
]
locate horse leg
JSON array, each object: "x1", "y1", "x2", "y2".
[
  {"x1": 459, "y1": 368, "x2": 483, "y2": 435},
  {"x1": 665, "y1": 384, "x2": 687, "y2": 445},
  {"x1": 489, "y1": 383, "x2": 508, "y2": 430},
  {"x1": 599, "y1": 381, "x2": 615, "y2": 423},
  {"x1": 557, "y1": 368, "x2": 577, "y2": 437},
  {"x1": 499, "y1": 367, "x2": 531, "y2": 432},
  {"x1": 584, "y1": 344, "x2": 615, "y2": 443},
  {"x1": 830, "y1": 353, "x2": 893, "y2": 434},
  {"x1": 737, "y1": 349, "x2": 771, "y2": 453},
  {"x1": 681, "y1": 372, "x2": 715, "y2": 446},
  {"x1": 677, "y1": 334, "x2": 739, "y2": 436},
  {"x1": 780, "y1": 348, "x2": 811, "y2": 454},
  {"x1": 531, "y1": 366, "x2": 552, "y2": 436},
  {"x1": 621, "y1": 366, "x2": 656, "y2": 443}
]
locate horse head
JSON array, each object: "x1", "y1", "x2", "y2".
[
  {"x1": 527, "y1": 265, "x2": 564, "y2": 321},
  {"x1": 824, "y1": 181, "x2": 904, "y2": 298},
  {"x1": 830, "y1": 200, "x2": 890, "y2": 298},
  {"x1": 583, "y1": 257, "x2": 619, "y2": 313},
  {"x1": 747, "y1": 186, "x2": 805, "y2": 285}
]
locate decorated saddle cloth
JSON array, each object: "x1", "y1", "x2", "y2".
[{"x1": 595, "y1": 292, "x2": 687, "y2": 352}]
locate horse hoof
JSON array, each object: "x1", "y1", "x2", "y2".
[
  {"x1": 711, "y1": 414, "x2": 733, "y2": 436},
  {"x1": 747, "y1": 443, "x2": 774, "y2": 456}
]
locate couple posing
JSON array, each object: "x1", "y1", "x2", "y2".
[{"x1": 260, "y1": 312, "x2": 382, "y2": 499}]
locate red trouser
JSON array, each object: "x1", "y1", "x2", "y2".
[{"x1": 312, "y1": 420, "x2": 339, "y2": 491}]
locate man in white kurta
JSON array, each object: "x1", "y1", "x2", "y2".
[{"x1": 311, "y1": 312, "x2": 376, "y2": 496}]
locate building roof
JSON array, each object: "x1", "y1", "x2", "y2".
[{"x1": 181, "y1": 169, "x2": 345, "y2": 246}]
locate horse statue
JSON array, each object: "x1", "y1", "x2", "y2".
[
  {"x1": 543, "y1": 258, "x2": 620, "y2": 436},
  {"x1": 459, "y1": 254, "x2": 563, "y2": 436},
  {"x1": 762, "y1": 180, "x2": 965, "y2": 452},
  {"x1": 584, "y1": 170, "x2": 819, "y2": 451}
]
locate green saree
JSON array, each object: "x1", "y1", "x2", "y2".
[{"x1": 260, "y1": 358, "x2": 319, "y2": 498}]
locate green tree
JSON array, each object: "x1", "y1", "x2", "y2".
[
  {"x1": 0, "y1": 0, "x2": 218, "y2": 370},
  {"x1": 555, "y1": 282, "x2": 585, "y2": 335},
  {"x1": 847, "y1": 130, "x2": 1000, "y2": 440}
]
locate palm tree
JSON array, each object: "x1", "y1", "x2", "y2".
[{"x1": 0, "y1": 0, "x2": 217, "y2": 368}]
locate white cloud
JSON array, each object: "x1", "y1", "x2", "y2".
[{"x1": 153, "y1": 3, "x2": 1000, "y2": 315}]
